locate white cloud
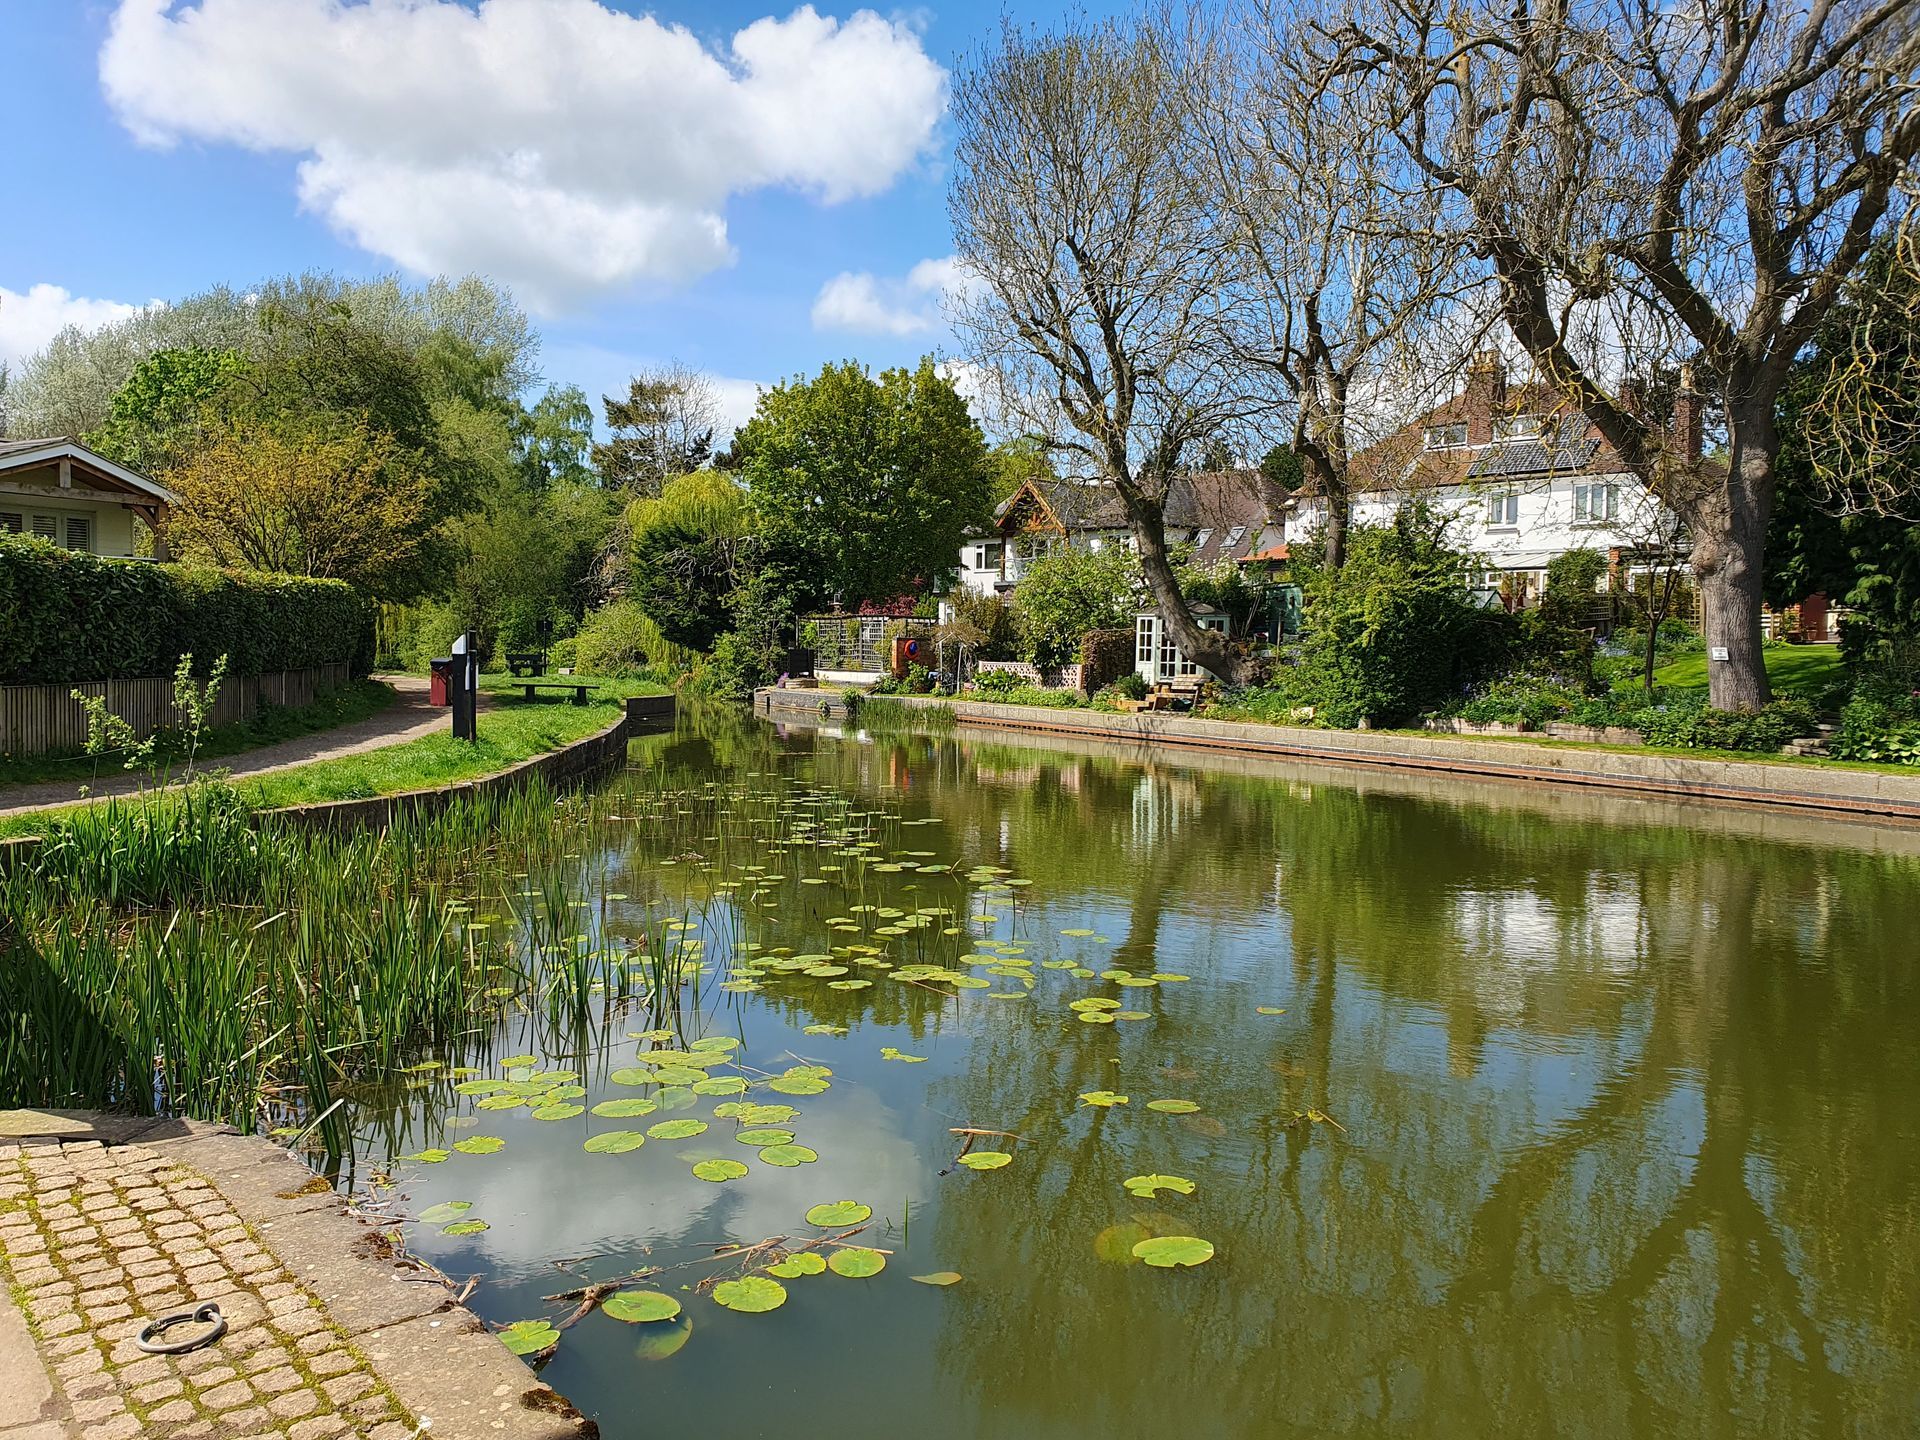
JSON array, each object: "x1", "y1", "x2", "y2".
[
  {"x1": 0, "y1": 284, "x2": 149, "y2": 369},
  {"x1": 811, "y1": 254, "x2": 977, "y2": 336},
  {"x1": 99, "y1": 0, "x2": 947, "y2": 313}
]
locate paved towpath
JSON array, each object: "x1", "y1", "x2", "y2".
[
  {"x1": 0, "y1": 676, "x2": 480, "y2": 820},
  {"x1": 0, "y1": 1112, "x2": 589, "y2": 1440}
]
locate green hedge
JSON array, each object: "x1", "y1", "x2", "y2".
[{"x1": 0, "y1": 537, "x2": 373, "y2": 684}]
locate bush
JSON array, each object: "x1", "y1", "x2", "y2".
[
  {"x1": 1291, "y1": 506, "x2": 1509, "y2": 727},
  {"x1": 1079, "y1": 627, "x2": 1135, "y2": 695},
  {"x1": 1013, "y1": 545, "x2": 1138, "y2": 668},
  {"x1": 574, "y1": 600, "x2": 686, "y2": 678},
  {"x1": 947, "y1": 588, "x2": 1020, "y2": 660},
  {"x1": 972, "y1": 668, "x2": 1025, "y2": 696},
  {"x1": 0, "y1": 536, "x2": 371, "y2": 683},
  {"x1": 1631, "y1": 692, "x2": 1819, "y2": 751},
  {"x1": 1454, "y1": 673, "x2": 1588, "y2": 728},
  {"x1": 1829, "y1": 651, "x2": 1920, "y2": 763}
]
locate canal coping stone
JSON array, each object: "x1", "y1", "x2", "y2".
[{"x1": 0, "y1": 1109, "x2": 598, "y2": 1440}]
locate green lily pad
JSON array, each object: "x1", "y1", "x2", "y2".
[
  {"x1": 739, "y1": 1105, "x2": 798, "y2": 1125},
  {"x1": 879, "y1": 1047, "x2": 927, "y2": 1063},
  {"x1": 454, "y1": 1079, "x2": 510, "y2": 1096},
  {"x1": 476, "y1": 1094, "x2": 528, "y2": 1111},
  {"x1": 656, "y1": 1086, "x2": 697, "y2": 1111},
  {"x1": 766, "y1": 1252, "x2": 827, "y2": 1278},
  {"x1": 911, "y1": 1271, "x2": 962, "y2": 1286},
  {"x1": 1131, "y1": 1235, "x2": 1214, "y2": 1268},
  {"x1": 404, "y1": 1149, "x2": 450, "y2": 1164},
  {"x1": 802, "y1": 1024, "x2": 848, "y2": 1036},
  {"x1": 648, "y1": 1119, "x2": 708, "y2": 1140},
  {"x1": 690, "y1": 1036, "x2": 741, "y2": 1052},
  {"x1": 712, "y1": 1276, "x2": 787, "y2": 1313},
  {"x1": 417, "y1": 1201, "x2": 471, "y2": 1225},
  {"x1": 826, "y1": 1247, "x2": 887, "y2": 1278},
  {"x1": 1061, "y1": 928, "x2": 1095, "y2": 937},
  {"x1": 768, "y1": 1076, "x2": 829, "y2": 1096},
  {"x1": 957, "y1": 1151, "x2": 1011, "y2": 1171},
  {"x1": 531, "y1": 1104, "x2": 585, "y2": 1121},
  {"x1": 692, "y1": 1158, "x2": 749, "y2": 1182},
  {"x1": 498, "y1": 1319, "x2": 559, "y2": 1355},
  {"x1": 1255, "y1": 1006, "x2": 1287, "y2": 1016},
  {"x1": 453, "y1": 1136, "x2": 505, "y2": 1155},
  {"x1": 1078, "y1": 1091, "x2": 1129, "y2": 1108},
  {"x1": 603, "y1": 1290, "x2": 681, "y2": 1323},
  {"x1": 1145, "y1": 1099, "x2": 1201, "y2": 1114},
  {"x1": 1076, "y1": 1011, "x2": 1115, "y2": 1024},
  {"x1": 591, "y1": 1098, "x2": 657, "y2": 1118},
  {"x1": 583, "y1": 1130, "x2": 646, "y2": 1154},
  {"x1": 609, "y1": 1067, "x2": 655, "y2": 1086},
  {"x1": 757, "y1": 1144, "x2": 819, "y2": 1167},
  {"x1": 735, "y1": 1128, "x2": 795, "y2": 1146},
  {"x1": 498, "y1": 1054, "x2": 539, "y2": 1068},
  {"x1": 692, "y1": 1077, "x2": 748, "y2": 1096},
  {"x1": 442, "y1": 1219, "x2": 490, "y2": 1236},
  {"x1": 1123, "y1": 1174, "x2": 1196, "y2": 1198},
  {"x1": 804, "y1": 1201, "x2": 871, "y2": 1227}
]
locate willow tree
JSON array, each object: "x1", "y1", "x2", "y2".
[
  {"x1": 949, "y1": 17, "x2": 1268, "y2": 684},
  {"x1": 1328, "y1": 0, "x2": 1920, "y2": 710}
]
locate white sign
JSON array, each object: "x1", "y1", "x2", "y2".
[{"x1": 1709, "y1": 646, "x2": 1730, "y2": 661}]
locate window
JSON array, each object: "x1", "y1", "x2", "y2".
[
  {"x1": 1135, "y1": 614, "x2": 1157, "y2": 669},
  {"x1": 1175, "y1": 616, "x2": 1229, "y2": 678},
  {"x1": 1485, "y1": 490, "x2": 1520, "y2": 528},
  {"x1": 1491, "y1": 414, "x2": 1544, "y2": 441},
  {"x1": 1012, "y1": 534, "x2": 1054, "y2": 566},
  {"x1": 0, "y1": 512, "x2": 21, "y2": 535},
  {"x1": 63, "y1": 515, "x2": 91, "y2": 551},
  {"x1": 1223, "y1": 525, "x2": 1247, "y2": 550},
  {"x1": 1573, "y1": 483, "x2": 1618, "y2": 523},
  {"x1": 30, "y1": 514, "x2": 57, "y2": 541},
  {"x1": 1192, "y1": 528, "x2": 1214, "y2": 550},
  {"x1": 1424, "y1": 423, "x2": 1468, "y2": 449},
  {"x1": 973, "y1": 542, "x2": 1003, "y2": 571}
]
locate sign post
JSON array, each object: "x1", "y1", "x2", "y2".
[{"x1": 449, "y1": 632, "x2": 479, "y2": 741}]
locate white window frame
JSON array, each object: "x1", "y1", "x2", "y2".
[
  {"x1": 1424, "y1": 423, "x2": 1468, "y2": 450},
  {"x1": 1135, "y1": 614, "x2": 1157, "y2": 670},
  {"x1": 63, "y1": 514, "x2": 92, "y2": 552},
  {"x1": 1573, "y1": 483, "x2": 1618, "y2": 523},
  {"x1": 1491, "y1": 414, "x2": 1544, "y2": 441},
  {"x1": 1485, "y1": 490, "x2": 1520, "y2": 528}
]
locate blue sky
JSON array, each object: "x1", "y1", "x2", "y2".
[{"x1": 0, "y1": 0, "x2": 1125, "y2": 433}]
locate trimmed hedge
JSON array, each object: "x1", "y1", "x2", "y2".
[
  {"x1": 0, "y1": 536, "x2": 373, "y2": 684},
  {"x1": 1079, "y1": 627, "x2": 1135, "y2": 696}
]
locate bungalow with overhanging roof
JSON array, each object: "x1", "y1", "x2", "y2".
[{"x1": 0, "y1": 438, "x2": 175, "y2": 558}]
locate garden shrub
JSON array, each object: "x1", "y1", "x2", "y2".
[
  {"x1": 972, "y1": 669, "x2": 1025, "y2": 696},
  {"x1": 1630, "y1": 692, "x2": 1819, "y2": 751},
  {"x1": 573, "y1": 600, "x2": 689, "y2": 677},
  {"x1": 1828, "y1": 646, "x2": 1920, "y2": 763},
  {"x1": 0, "y1": 535, "x2": 371, "y2": 683},
  {"x1": 947, "y1": 589, "x2": 1020, "y2": 661},
  {"x1": 1014, "y1": 545, "x2": 1138, "y2": 668}
]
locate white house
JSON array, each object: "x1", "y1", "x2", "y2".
[
  {"x1": 1280, "y1": 356, "x2": 1697, "y2": 606},
  {"x1": 0, "y1": 438, "x2": 175, "y2": 558}
]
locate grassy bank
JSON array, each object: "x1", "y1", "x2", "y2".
[
  {"x1": 1650, "y1": 644, "x2": 1847, "y2": 695},
  {"x1": 0, "y1": 677, "x2": 668, "y2": 839},
  {"x1": 0, "y1": 677, "x2": 399, "y2": 789}
]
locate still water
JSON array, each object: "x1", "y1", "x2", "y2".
[{"x1": 354, "y1": 709, "x2": 1920, "y2": 1439}]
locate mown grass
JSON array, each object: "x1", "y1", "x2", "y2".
[
  {"x1": 0, "y1": 682, "x2": 667, "y2": 839},
  {"x1": 1650, "y1": 644, "x2": 1848, "y2": 695},
  {"x1": 0, "y1": 678, "x2": 399, "y2": 788}
]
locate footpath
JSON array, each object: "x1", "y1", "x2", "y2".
[{"x1": 0, "y1": 1112, "x2": 592, "y2": 1440}]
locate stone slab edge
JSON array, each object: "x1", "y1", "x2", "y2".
[
  {"x1": 758, "y1": 688, "x2": 1920, "y2": 825},
  {"x1": 3, "y1": 1112, "x2": 596, "y2": 1440}
]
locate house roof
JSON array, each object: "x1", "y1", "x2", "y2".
[
  {"x1": 0, "y1": 438, "x2": 176, "y2": 505},
  {"x1": 992, "y1": 472, "x2": 1276, "y2": 565}
]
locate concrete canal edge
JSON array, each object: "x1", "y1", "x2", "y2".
[
  {"x1": 754, "y1": 687, "x2": 1920, "y2": 825},
  {"x1": 0, "y1": 1110, "x2": 596, "y2": 1440},
  {"x1": 0, "y1": 693, "x2": 675, "y2": 865}
]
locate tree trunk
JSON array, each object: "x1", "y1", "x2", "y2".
[
  {"x1": 1323, "y1": 482, "x2": 1350, "y2": 571},
  {"x1": 1687, "y1": 398, "x2": 1777, "y2": 712},
  {"x1": 1123, "y1": 487, "x2": 1249, "y2": 685}
]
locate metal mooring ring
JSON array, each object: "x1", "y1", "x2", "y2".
[{"x1": 135, "y1": 1302, "x2": 227, "y2": 1355}]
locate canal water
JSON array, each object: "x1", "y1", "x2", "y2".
[{"x1": 357, "y1": 707, "x2": 1920, "y2": 1439}]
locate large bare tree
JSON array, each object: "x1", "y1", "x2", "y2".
[
  {"x1": 1190, "y1": 0, "x2": 1471, "y2": 568},
  {"x1": 949, "y1": 16, "x2": 1271, "y2": 683},
  {"x1": 1326, "y1": 0, "x2": 1920, "y2": 710},
  {"x1": 593, "y1": 361, "x2": 721, "y2": 494}
]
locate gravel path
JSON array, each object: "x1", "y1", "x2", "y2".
[{"x1": 0, "y1": 676, "x2": 466, "y2": 820}]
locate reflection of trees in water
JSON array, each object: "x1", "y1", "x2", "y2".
[{"x1": 803, "y1": 729, "x2": 1920, "y2": 1438}]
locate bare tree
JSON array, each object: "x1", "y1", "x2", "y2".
[
  {"x1": 593, "y1": 361, "x2": 720, "y2": 494},
  {"x1": 1190, "y1": 0, "x2": 1473, "y2": 568},
  {"x1": 1327, "y1": 0, "x2": 1920, "y2": 710},
  {"x1": 949, "y1": 16, "x2": 1272, "y2": 684}
]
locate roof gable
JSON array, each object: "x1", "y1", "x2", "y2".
[{"x1": 0, "y1": 438, "x2": 176, "y2": 505}]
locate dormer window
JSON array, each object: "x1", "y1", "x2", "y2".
[
  {"x1": 1192, "y1": 528, "x2": 1213, "y2": 549},
  {"x1": 1223, "y1": 525, "x2": 1247, "y2": 550},
  {"x1": 1424, "y1": 423, "x2": 1468, "y2": 450},
  {"x1": 1492, "y1": 414, "x2": 1545, "y2": 441}
]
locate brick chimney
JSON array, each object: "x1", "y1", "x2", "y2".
[
  {"x1": 1464, "y1": 352, "x2": 1506, "y2": 444},
  {"x1": 1672, "y1": 363, "x2": 1702, "y2": 462}
]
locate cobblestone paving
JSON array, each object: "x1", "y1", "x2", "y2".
[{"x1": 1, "y1": 1137, "x2": 417, "y2": 1440}]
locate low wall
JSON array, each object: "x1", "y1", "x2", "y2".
[
  {"x1": 760, "y1": 687, "x2": 860, "y2": 721},
  {"x1": 2, "y1": 663, "x2": 352, "y2": 758},
  {"x1": 975, "y1": 659, "x2": 1084, "y2": 691},
  {"x1": 775, "y1": 690, "x2": 1920, "y2": 825}
]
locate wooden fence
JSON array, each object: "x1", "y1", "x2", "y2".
[{"x1": 1, "y1": 663, "x2": 352, "y2": 758}]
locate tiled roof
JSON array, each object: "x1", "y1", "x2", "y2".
[{"x1": 1463, "y1": 418, "x2": 1603, "y2": 479}]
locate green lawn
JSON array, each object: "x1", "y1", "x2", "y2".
[
  {"x1": 0, "y1": 678, "x2": 668, "y2": 839},
  {"x1": 1650, "y1": 645, "x2": 1848, "y2": 696}
]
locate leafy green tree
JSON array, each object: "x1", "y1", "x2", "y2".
[
  {"x1": 86, "y1": 347, "x2": 247, "y2": 475},
  {"x1": 987, "y1": 435, "x2": 1054, "y2": 505},
  {"x1": 518, "y1": 385, "x2": 597, "y2": 491},
  {"x1": 624, "y1": 472, "x2": 752, "y2": 652},
  {"x1": 1013, "y1": 544, "x2": 1140, "y2": 667},
  {"x1": 733, "y1": 359, "x2": 991, "y2": 610}
]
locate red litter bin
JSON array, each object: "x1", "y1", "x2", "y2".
[{"x1": 428, "y1": 657, "x2": 454, "y2": 707}]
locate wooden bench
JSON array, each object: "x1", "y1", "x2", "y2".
[
  {"x1": 505, "y1": 651, "x2": 546, "y2": 677},
  {"x1": 518, "y1": 680, "x2": 596, "y2": 705}
]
